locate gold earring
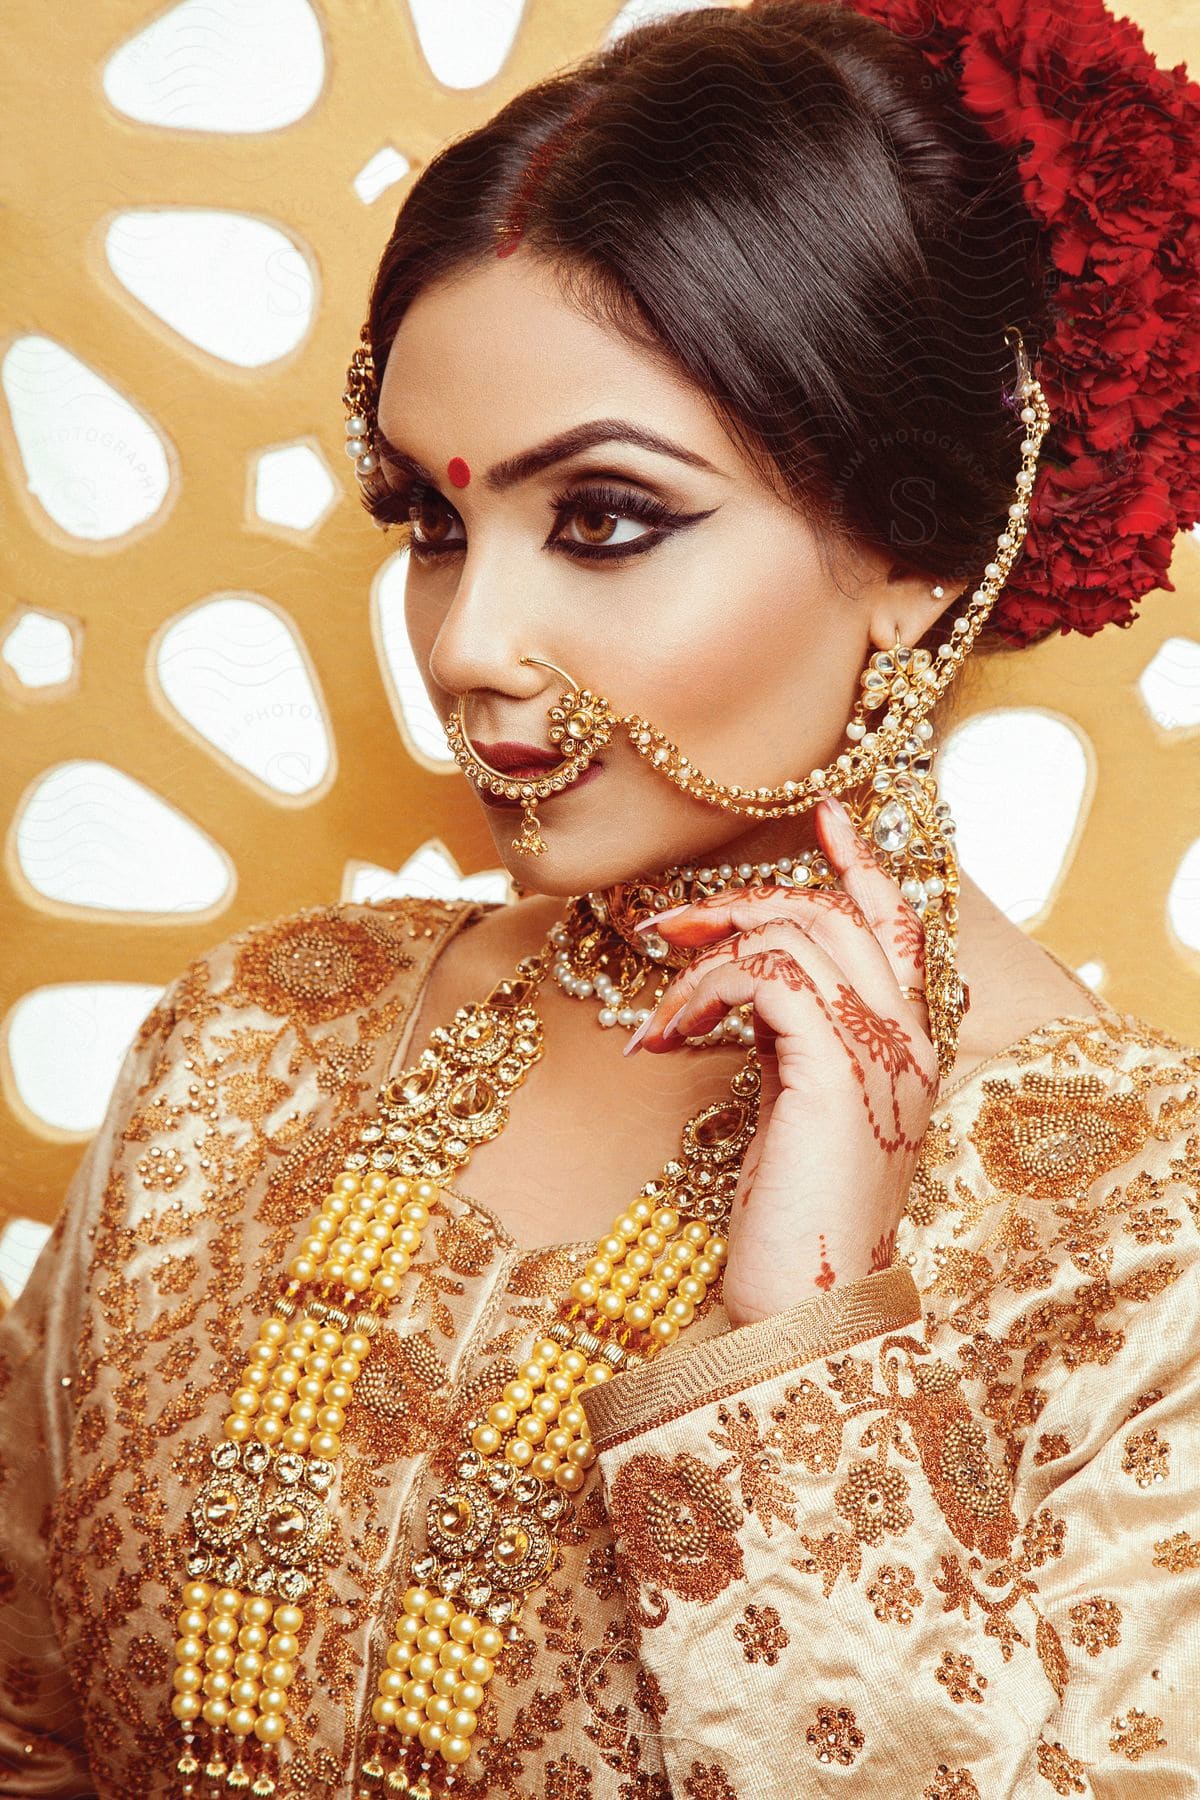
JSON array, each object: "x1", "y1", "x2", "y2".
[{"x1": 836, "y1": 613, "x2": 970, "y2": 1080}]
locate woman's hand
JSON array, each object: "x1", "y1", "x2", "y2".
[{"x1": 625, "y1": 795, "x2": 941, "y2": 1327}]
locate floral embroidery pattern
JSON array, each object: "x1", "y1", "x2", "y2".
[
  {"x1": 904, "y1": 1115, "x2": 959, "y2": 1228},
  {"x1": 341, "y1": 1326, "x2": 449, "y2": 1461},
  {"x1": 865, "y1": 1563, "x2": 923, "y2": 1624},
  {"x1": 1022, "y1": 1510, "x2": 1067, "y2": 1567},
  {"x1": 805, "y1": 1703, "x2": 864, "y2": 1766},
  {"x1": 682, "y1": 1763, "x2": 740, "y2": 1800},
  {"x1": 546, "y1": 1755, "x2": 593, "y2": 1799},
  {"x1": 766, "y1": 1376, "x2": 841, "y2": 1474},
  {"x1": 1109, "y1": 1709, "x2": 1167, "y2": 1760},
  {"x1": 1153, "y1": 1530, "x2": 1200, "y2": 1572},
  {"x1": 231, "y1": 907, "x2": 416, "y2": 1026},
  {"x1": 923, "y1": 1769, "x2": 980, "y2": 1800},
  {"x1": 1126, "y1": 1204, "x2": 1181, "y2": 1243},
  {"x1": 733, "y1": 1603, "x2": 789, "y2": 1666},
  {"x1": 935, "y1": 1651, "x2": 988, "y2": 1704},
  {"x1": 917, "y1": 1044, "x2": 1191, "y2": 1523},
  {"x1": 1122, "y1": 1427, "x2": 1170, "y2": 1486},
  {"x1": 1036, "y1": 1739, "x2": 1087, "y2": 1794},
  {"x1": 970, "y1": 1068, "x2": 1151, "y2": 1202},
  {"x1": 709, "y1": 1401, "x2": 797, "y2": 1535},
  {"x1": 836, "y1": 1460, "x2": 912, "y2": 1545},
  {"x1": 762, "y1": 1334, "x2": 1041, "y2": 1657},
  {"x1": 1068, "y1": 1595, "x2": 1122, "y2": 1656},
  {"x1": 606, "y1": 1452, "x2": 744, "y2": 1624}
]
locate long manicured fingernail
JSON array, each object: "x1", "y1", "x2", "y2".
[
  {"x1": 623, "y1": 1015, "x2": 653, "y2": 1055},
  {"x1": 634, "y1": 903, "x2": 690, "y2": 932},
  {"x1": 822, "y1": 794, "x2": 858, "y2": 847}
]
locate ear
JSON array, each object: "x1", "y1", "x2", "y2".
[{"x1": 865, "y1": 562, "x2": 967, "y2": 655}]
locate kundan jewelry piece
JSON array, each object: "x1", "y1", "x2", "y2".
[{"x1": 168, "y1": 928, "x2": 759, "y2": 1799}]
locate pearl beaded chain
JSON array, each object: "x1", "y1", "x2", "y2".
[{"x1": 546, "y1": 849, "x2": 828, "y2": 1048}]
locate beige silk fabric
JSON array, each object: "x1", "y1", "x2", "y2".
[{"x1": 0, "y1": 894, "x2": 1198, "y2": 1798}]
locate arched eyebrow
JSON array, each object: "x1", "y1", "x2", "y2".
[{"x1": 373, "y1": 417, "x2": 726, "y2": 493}]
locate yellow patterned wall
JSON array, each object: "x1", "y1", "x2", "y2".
[{"x1": 1, "y1": 0, "x2": 1197, "y2": 1267}]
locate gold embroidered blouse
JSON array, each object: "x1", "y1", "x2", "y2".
[{"x1": 1, "y1": 895, "x2": 1198, "y2": 1799}]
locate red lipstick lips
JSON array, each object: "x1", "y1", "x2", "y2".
[
  {"x1": 469, "y1": 739, "x2": 604, "y2": 808},
  {"x1": 471, "y1": 739, "x2": 563, "y2": 776}
]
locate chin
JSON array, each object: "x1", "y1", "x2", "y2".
[{"x1": 485, "y1": 837, "x2": 648, "y2": 898}]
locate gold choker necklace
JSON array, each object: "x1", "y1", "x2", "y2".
[
  {"x1": 549, "y1": 847, "x2": 835, "y2": 1044},
  {"x1": 169, "y1": 909, "x2": 760, "y2": 1798}
]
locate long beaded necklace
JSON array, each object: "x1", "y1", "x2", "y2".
[{"x1": 169, "y1": 908, "x2": 760, "y2": 1799}]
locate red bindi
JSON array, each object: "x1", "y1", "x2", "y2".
[{"x1": 446, "y1": 457, "x2": 471, "y2": 488}]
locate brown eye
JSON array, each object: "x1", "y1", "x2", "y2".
[
  {"x1": 570, "y1": 506, "x2": 621, "y2": 547},
  {"x1": 410, "y1": 488, "x2": 462, "y2": 551}
]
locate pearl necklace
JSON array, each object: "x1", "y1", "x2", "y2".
[{"x1": 547, "y1": 848, "x2": 831, "y2": 1048}]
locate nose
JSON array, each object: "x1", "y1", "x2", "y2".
[{"x1": 421, "y1": 565, "x2": 564, "y2": 740}]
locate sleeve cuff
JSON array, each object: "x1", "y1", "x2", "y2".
[{"x1": 578, "y1": 1263, "x2": 921, "y2": 1453}]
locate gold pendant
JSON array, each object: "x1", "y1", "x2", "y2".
[{"x1": 515, "y1": 802, "x2": 546, "y2": 856}]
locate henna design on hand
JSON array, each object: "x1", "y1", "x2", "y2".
[
  {"x1": 736, "y1": 1133, "x2": 764, "y2": 1212},
  {"x1": 893, "y1": 904, "x2": 927, "y2": 976},
  {"x1": 730, "y1": 950, "x2": 933, "y2": 1156},
  {"x1": 815, "y1": 1233, "x2": 836, "y2": 1292},
  {"x1": 831, "y1": 986, "x2": 925, "y2": 1080}
]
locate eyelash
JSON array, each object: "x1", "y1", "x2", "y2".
[{"x1": 370, "y1": 477, "x2": 695, "y2": 565}]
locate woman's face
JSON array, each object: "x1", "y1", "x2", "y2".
[{"x1": 377, "y1": 252, "x2": 948, "y2": 895}]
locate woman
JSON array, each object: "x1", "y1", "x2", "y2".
[{"x1": 2, "y1": 1, "x2": 1198, "y2": 1795}]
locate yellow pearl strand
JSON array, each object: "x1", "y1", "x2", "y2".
[
  {"x1": 359, "y1": 1200, "x2": 728, "y2": 1791},
  {"x1": 171, "y1": 1586, "x2": 302, "y2": 1752},
  {"x1": 171, "y1": 1169, "x2": 441, "y2": 1795},
  {"x1": 567, "y1": 1202, "x2": 725, "y2": 1344}
]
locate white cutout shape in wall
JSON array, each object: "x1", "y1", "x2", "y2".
[
  {"x1": 156, "y1": 596, "x2": 330, "y2": 797},
  {"x1": 345, "y1": 841, "x2": 512, "y2": 907},
  {"x1": 16, "y1": 762, "x2": 232, "y2": 914},
  {"x1": 254, "y1": 444, "x2": 337, "y2": 530},
  {"x1": 2, "y1": 611, "x2": 75, "y2": 689},
  {"x1": 608, "y1": 0, "x2": 718, "y2": 42},
  {"x1": 6, "y1": 982, "x2": 166, "y2": 1135},
  {"x1": 937, "y1": 709, "x2": 1088, "y2": 926},
  {"x1": 1167, "y1": 837, "x2": 1200, "y2": 954},
  {"x1": 354, "y1": 147, "x2": 412, "y2": 205},
  {"x1": 106, "y1": 211, "x2": 315, "y2": 369},
  {"x1": 102, "y1": 0, "x2": 325, "y2": 133},
  {"x1": 0, "y1": 1218, "x2": 52, "y2": 1306},
  {"x1": 1138, "y1": 636, "x2": 1200, "y2": 732},
  {"x1": 409, "y1": 0, "x2": 524, "y2": 88},
  {"x1": 2, "y1": 336, "x2": 171, "y2": 540},
  {"x1": 373, "y1": 551, "x2": 456, "y2": 769}
]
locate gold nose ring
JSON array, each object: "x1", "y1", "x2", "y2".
[{"x1": 445, "y1": 657, "x2": 618, "y2": 855}]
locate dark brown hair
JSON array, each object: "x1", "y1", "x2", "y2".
[{"x1": 364, "y1": 1, "x2": 1058, "y2": 727}]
